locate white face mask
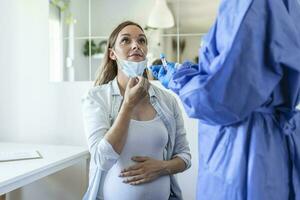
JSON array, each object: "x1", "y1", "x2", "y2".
[{"x1": 116, "y1": 56, "x2": 148, "y2": 78}]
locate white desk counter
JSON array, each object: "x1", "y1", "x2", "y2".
[{"x1": 0, "y1": 143, "x2": 89, "y2": 196}]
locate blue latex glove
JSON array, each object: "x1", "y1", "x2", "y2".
[
  {"x1": 149, "y1": 65, "x2": 161, "y2": 79},
  {"x1": 149, "y1": 62, "x2": 176, "y2": 88}
]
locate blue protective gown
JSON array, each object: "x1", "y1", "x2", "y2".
[{"x1": 169, "y1": 0, "x2": 300, "y2": 199}]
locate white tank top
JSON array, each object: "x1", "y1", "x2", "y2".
[{"x1": 103, "y1": 115, "x2": 170, "y2": 200}]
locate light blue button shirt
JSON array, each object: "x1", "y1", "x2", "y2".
[{"x1": 81, "y1": 78, "x2": 191, "y2": 200}]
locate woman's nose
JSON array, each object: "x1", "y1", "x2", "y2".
[{"x1": 131, "y1": 40, "x2": 140, "y2": 49}]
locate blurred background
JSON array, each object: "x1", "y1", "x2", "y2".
[{"x1": 48, "y1": 0, "x2": 219, "y2": 81}]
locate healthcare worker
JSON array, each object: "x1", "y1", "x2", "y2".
[{"x1": 150, "y1": 0, "x2": 300, "y2": 199}]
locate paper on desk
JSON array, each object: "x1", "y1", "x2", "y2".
[{"x1": 0, "y1": 150, "x2": 42, "y2": 162}]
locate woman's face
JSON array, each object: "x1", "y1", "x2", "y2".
[{"x1": 109, "y1": 25, "x2": 148, "y2": 62}]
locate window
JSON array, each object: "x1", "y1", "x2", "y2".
[
  {"x1": 49, "y1": 0, "x2": 219, "y2": 81},
  {"x1": 49, "y1": 3, "x2": 64, "y2": 81}
]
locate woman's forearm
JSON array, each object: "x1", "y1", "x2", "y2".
[
  {"x1": 161, "y1": 157, "x2": 187, "y2": 175},
  {"x1": 104, "y1": 103, "x2": 133, "y2": 154}
]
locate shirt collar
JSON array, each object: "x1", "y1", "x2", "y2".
[{"x1": 112, "y1": 77, "x2": 156, "y2": 97}]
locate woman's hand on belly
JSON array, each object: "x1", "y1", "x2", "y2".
[{"x1": 119, "y1": 156, "x2": 169, "y2": 185}]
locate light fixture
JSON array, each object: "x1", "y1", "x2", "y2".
[{"x1": 147, "y1": 0, "x2": 175, "y2": 29}]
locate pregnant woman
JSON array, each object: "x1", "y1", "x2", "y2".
[{"x1": 81, "y1": 21, "x2": 191, "y2": 200}]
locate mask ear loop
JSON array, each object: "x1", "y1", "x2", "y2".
[
  {"x1": 112, "y1": 47, "x2": 147, "y2": 62},
  {"x1": 140, "y1": 48, "x2": 149, "y2": 63},
  {"x1": 111, "y1": 50, "x2": 122, "y2": 69},
  {"x1": 140, "y1": 48, "x2": 145, "y2": 56},
  {"x1": 109, "y1": 48, "x2": 118, "y2": 69},
  {"x1": 110, "y1": 49, "x2": 118, "y2": 61}
]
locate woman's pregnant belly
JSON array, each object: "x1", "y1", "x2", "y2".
[
  {"x1": 103, "y1": 117, "x2": 170, "y2": 200},
  {"x1": 103, "y1": 160, "x2": 170, "y2": 200}
]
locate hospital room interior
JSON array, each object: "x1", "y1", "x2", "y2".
[
  {"x1": 4, "y1": 0, "x2": 296, "y2": 200},
  {"x1": 0, "y1": 0, "x2": 219, "y2": 200}
]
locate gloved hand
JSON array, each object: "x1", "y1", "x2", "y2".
[{"x1": 149, "y1": 62, "x2": 177, "y2": 88}]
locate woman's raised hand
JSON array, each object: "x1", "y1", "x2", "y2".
[{"x1": 123, "y1": 76, "x2": 149, "y2": 109}]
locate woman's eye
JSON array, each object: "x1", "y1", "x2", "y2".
[
  {"x1": 139, "y1": 38, "x2": 147, "y2": 44},
  {"x1": 121, "y1": 38, "x2": 130, "y2": 44}
]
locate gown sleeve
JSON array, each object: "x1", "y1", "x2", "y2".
[{"x1": 168, "y1": 0, "x2": 300, "y2": 126}]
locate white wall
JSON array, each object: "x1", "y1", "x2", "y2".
[
  {"x1": 0, "y1": 1, "x2": 91, "y2": 199},
  {"x1": 0, "y1": 0, "x2": 92, "y2": 144},
  {"x1": 0, "y1": 0, "x2": 21, "y2": 141},
  {"x1": 0, "y1": 0, "x2": 198, "y2": 200}
]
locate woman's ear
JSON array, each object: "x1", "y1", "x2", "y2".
[{"x1": 109, "y1": 48, "x2": 117, "y2": 60}]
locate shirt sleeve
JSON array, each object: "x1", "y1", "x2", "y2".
[
  {"x1": 82, "y1": 90, "x2": 119, "y2": 171},
  {"x1": 171, "y1": 96, "x2": 192, "y2": 169}
]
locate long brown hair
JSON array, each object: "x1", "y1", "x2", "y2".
[{"x1": 94, "y1": 21, "x2": 146, "y2": 86}]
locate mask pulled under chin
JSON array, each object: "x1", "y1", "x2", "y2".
[{"x1": 117, "y1": 58, "x2": 148, "y2": 78}]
